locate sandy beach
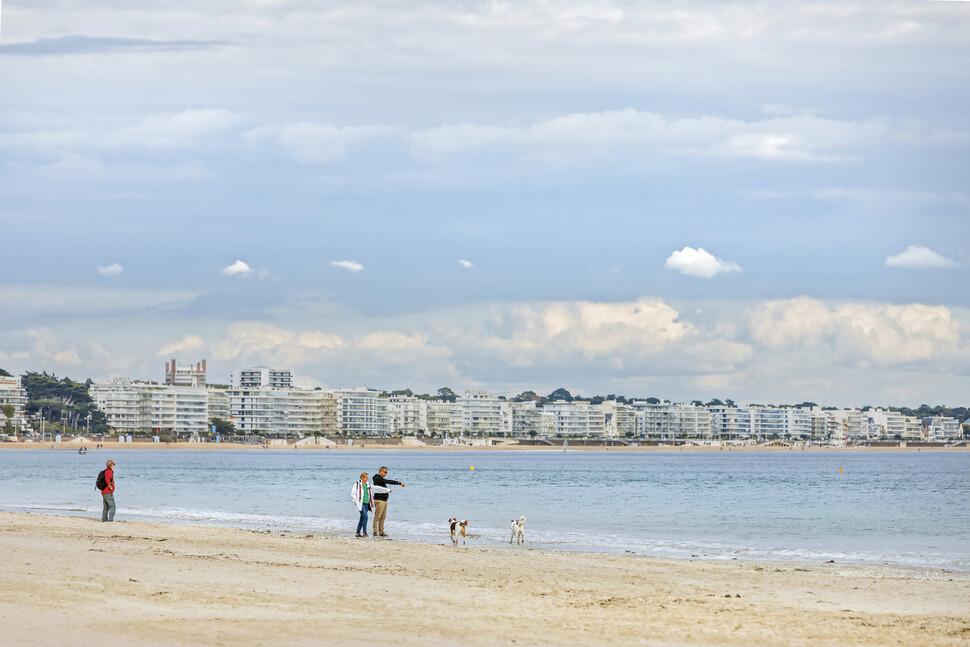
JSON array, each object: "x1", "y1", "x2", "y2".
[{"x1": 1, "y1": 512, "x2": 968, "y2": 646}]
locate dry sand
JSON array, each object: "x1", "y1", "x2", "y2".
[{"x1": 1, "y1": 512, "x2": 968, "y2": 646}]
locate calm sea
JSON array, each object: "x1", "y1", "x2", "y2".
[{"x1": 1, "y1": 448, "x2": 967, "y2": 570}]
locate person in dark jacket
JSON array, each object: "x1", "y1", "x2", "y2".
[{"x1": 371, "y1": 466, "x2": 406, "y2": 537}]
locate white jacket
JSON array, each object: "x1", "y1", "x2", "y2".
[{"x1": 351, "y1": 480, "x2": 389, "y2": 511}]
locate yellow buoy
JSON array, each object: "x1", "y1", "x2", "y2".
[
  {"x1": 839, "y1": 467, "x2": 843, "y2": 473},
  {"x1": 470, "y1": 465, "x2": 475, "y2": 471}
]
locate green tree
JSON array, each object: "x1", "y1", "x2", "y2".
[
  {"x1": 21, "y1": 371, "x2": 107, "y2": 433},
  {"x1": 514, "y1": 390, "x2": 538, "y2": 402},
  {"x1": 210, "y1": 417, "x2": 235, "y2": 436},
  {"x1": 437, "y1": 387, "x2": 457, "y2": 402},
  {"x1": 1, "y1": 404, "x2": 14, "y2": 434},
  {"x1": 0, "y1": 367, "x2": 12, "y2": 377},
  {"x1": 547, "y1": 388, "x2": 573, "y2": 402}
]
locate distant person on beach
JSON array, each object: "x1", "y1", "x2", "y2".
[
  {"x1": 371, "y1": 466, "x2": 405, "y2": 538},
  {"x1": 351, "y1": 472, "x2": 374, "y2": 538},
  {"x1": 98, "y1": 460, "x2": 116, "y2": 522}
]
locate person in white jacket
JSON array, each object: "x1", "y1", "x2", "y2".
[{"x1": 351, "y1": 473, "x2": 389, "y2": 538}]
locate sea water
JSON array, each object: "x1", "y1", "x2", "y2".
[{"x1": 1, "y1": 448, "x2": 967, "y2": 570}]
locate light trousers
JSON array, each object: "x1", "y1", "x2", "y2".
[{"x1": 372, "y1": 499, "x2": 388, "y2": 535}]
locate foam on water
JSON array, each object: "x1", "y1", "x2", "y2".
[{"x1": 2, "y1": 448, "x2": 968, "y2": 570}]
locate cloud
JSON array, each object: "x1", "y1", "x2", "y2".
[
  {"x1": 885, "y1": 245, "x2": 960, "y2": 269},
  {"x1": 97, "y1": 263, "x2": 124, "y2": 277},
  {"x1": 246, "y1": 122, "x2": 394, "y2": 164},
  {"x1": 409, "y1": 108, "x2": 959, "y2": 166},
  {"x1": 207, "y1": 321, "x2": 450, "y2": 371},
  {"x1": 157, "y1": 334, "x2": 205, "y2": 357},
  {"x1": 25, "y1": 327, "x2": 82, "y2": 366},
  {"x1": 331, "y1": 260, "x2": 364, "y2": 273},
  {"x1": 222, "y1": 260, "x2": 254, "y2": 277},
  {"x1": 664, "y1": 247, "x2": 741, "y2": 278},
  {"x1": 463, "y1": 298, "x2": 694, "y2": 367},
  {"x1": 750, "y1": 297, "x2": 961, "y2": 364},
  {"x1": 0, "y1": 35, "x2": 230, "y2": 57},
  {"x1": 118, "y1": 109, "x2": 242, "y2": 148},
  {"x1": 458, "y1": 259, "x2": 474, "y2": 269}
]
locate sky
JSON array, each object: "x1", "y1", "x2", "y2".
[{"x1": 1, "y1": 0, "x2": 968, "y2": 407}]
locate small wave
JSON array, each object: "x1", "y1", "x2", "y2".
[{"x1": 3, "y1": 504, "x2": 966, "y2": 571}]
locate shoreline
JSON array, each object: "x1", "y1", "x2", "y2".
[
  {"x1": 2, "y1": 441, "x2": 966, "y2": 451},
  {"x1": 2, "y1": 512, "x2": 968, "y2": 646}
]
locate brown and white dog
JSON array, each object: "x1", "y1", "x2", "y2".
[
  {"x1": 449, "y1": 518, "x2": 469, "y2": 545},
  {"x1": 509, "y1": 516, "x2": 526, "y2": 544}
]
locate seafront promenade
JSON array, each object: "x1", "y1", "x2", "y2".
[{"x1": 2, "y1": 438, "x2": 967, "y2": 451}]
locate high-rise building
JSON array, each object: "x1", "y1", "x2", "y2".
[
  {"x1": 334, "y1": 388, "x2": 390, "y2": 436},
  {"x1": 164, "y1": 358, "x2": 207, "y2": 387},
  {"x1": 231, "y1": 367, "x2": 292, "y2": 389},
  {"x1": 0, "y1": 375, "x2": 28, "y2": 434}
]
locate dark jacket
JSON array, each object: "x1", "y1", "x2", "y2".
[{"x1": 372, "y1": 473, "x2": 402, "y2": 501}]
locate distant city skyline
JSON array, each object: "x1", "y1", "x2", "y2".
[{"x1": 1, "y1": 1, "x2": 968, "y2": 407}]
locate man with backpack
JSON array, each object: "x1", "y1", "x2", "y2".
[{"x1": 97, "y1": 460, "x2": 116, "y2": 522}]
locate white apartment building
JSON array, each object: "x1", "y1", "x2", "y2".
[
  {"x1": 865, "y1": 409, "x2": 920, "y2": 441},
  {"x1": 501, "y1": 400, "x2": 542, "y2": 437},
  {"x1": 150, "y1": 386, "x2": 208, "y2": 436},
  {"x1": 922, "y1": 416, "x2": 963, "y2": 442},
  {"x1": 387, "y1": 395, "x2": 427, "y2": 435},
  {"x1": 91, "y1": 378, "x2": 210, "y2": 435},
  {"x1": 91, "y1": 378, "x2": 151, "y2": 433},
  {"x1": 224, "y1": 387, "x2": 337, "y2": 437},
  {"x1": 231, "y1": 367, "x2": 293, "y2": 390},
  {"x1": 543, "y1": 401, "x2": 599, "y2": 436},
  {"x1": 632, "y1": 401, "x2": 713, "y2": 441},
  {"x1": 708, "y1": 407, "x2": 753, "y2": 441},
  {"x1": 288, "y1": 390, "x2": 338, "y2": 437},
  {"x1": 228, "y1": 388, "x2": 291, "y2": 436},
  {"x1": 459, "y1": 390, "x2": 503, "y2": 437},
  {"x1": 0, "y1": 375, "x2": 28, "y2": 434},
  {"x1": 426, "y1": 402, "x2": 464, "y2": 437},
  {"x1": 607, "y1": 401, "x2": 637, "y2": 438},
  {"x1": 826, "y1": 409, "x2": 866, "y2": 442},
  {"x1": 207, "y1": 387, "x2": 230, "y2": 423},
  {"x1": 334, "y1": 388, "x2": 390, "y2": 436}
]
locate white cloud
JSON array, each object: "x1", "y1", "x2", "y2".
[
  {"x1": 222, "y1": 260, "x2": 254, "y2": 277},
  {"x1": 464, "y1": 298, "x2": 694, "y2": 366},
  {"x1": 245, "y1": 122, "x2": 394, "y2": 165},
  {"x1": 410, "y1": 108, "x2": 959, "y2": 166},
  {"x1": 664, "y1": 247, "x2": 741, "y2": 278},
  {"x1": 25, "y1": 327, "x2": 82, "y2": 366},
  {"x1": 157, "y1": 334, "x2": 205, "y2": 357},
  {"x1": 97, "y1": 262, "x2": 123, "y2": 276},
  {"x1": 207, "y1": 321, "x2": 450, "y2": 371},
  {"x1": 458, "y1": 259, "x2": 474, "y2": 269},
  {"x1": 885, "y1": 245, "x2": 960, "y2": 269},
  {"x1": 116, "y1": 109, "x2": 242, "y2": 148},
  {"x1": 750, "y1": 297, "x2": 961, "y2": 364},
  {"x1": 331, "y1": 260, "x2": 364, "y2": 272}
]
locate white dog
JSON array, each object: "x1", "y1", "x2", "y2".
[
  {"x1": 449, "y1": 518, "x2": 468, "y2": 545},
  {"x1": 509, "y1": 516, "x2": 526, "y2": 544}
]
